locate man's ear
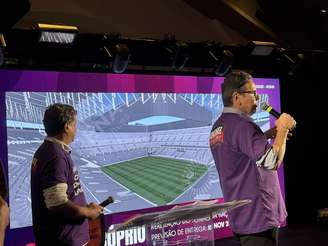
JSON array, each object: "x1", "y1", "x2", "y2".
[
  {"x1": 64, "y1": 122, "x2": 70, "y2": 133},
  {"x1": 232, "y1": 92, "x2": 238, "y2": 103}
]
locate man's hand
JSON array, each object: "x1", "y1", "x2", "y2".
[
  {"x1": 0, "y1": 196, "x2": 9, "y2": 246},
  {"x1": 86, "y1": 202, "x2": 103, "y2": 220},
  {"x1": 276, "y1": 113, "x2": 296, "y2": 131},
  {"x1": 0, "y1": 196, "x2": 9, "y2": 230}
]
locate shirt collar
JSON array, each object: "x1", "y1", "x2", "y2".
[
  {"x1": 223, "y1": 107, "x2": 253, "y2": 121},
  {"x1": 45, "y1": 137, "x2": 72, "y2": 153},
  {"x1": 223, "y1": 107, "x2": 241, "y2": 114}
]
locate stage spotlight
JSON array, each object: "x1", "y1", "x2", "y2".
[
  {"x1": 0, "y1": 47, "x2": 4, "y2": 68},
  {"x1": 104, "y1": 43, "x2": 130, "y2": 73},
  {"x1": 0, "y1": 34, "x2": 6, "y2": 67},
  {"x1": 215, "y1": 50, "x2": 234, "y2": 76},
  {"x1": 35, "y1": 23, "x2": 78, "y2": 44},
  {"x1": 248, "y1": 41, "x2": 277, "y2": 56},
  {"x1": 172, "y1": 41, "x2": 190, "y2": 70},
  {"x1": 276, "y1": 48, "x2": 305, "y2": 77},
  {"x1": 112, "y1": 44, "x2": 130, "y2": 73}
]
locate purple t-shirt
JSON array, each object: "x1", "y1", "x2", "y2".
[
  {"x1": 31, "y1": 140, "x2": 89, "y2": 246},
  {"x1": 210, "y1": 111, "x2": 287, "y2": 234}
]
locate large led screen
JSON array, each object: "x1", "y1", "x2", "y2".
[{"x1": 0, "y1": 70, "x2": 283, "y2": 233}]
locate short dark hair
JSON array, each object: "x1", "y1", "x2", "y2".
[
  {"x1": 221, "y1": 71, "x2": 253, "y2": 106},
  {"x1": 43, "y1": 103, "x2": 77, "y2": 136}
]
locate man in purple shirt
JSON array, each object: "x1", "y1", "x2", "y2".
[
  {"x1": 31, "y1": 103, "x2": 103, "y2": 246},
  {"x1": 210, "y1": 71, "x2": 296, "y2": 246}
]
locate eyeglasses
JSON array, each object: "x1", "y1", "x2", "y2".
[{"x1": 239, "y1": 90, "x2": 259, "y2": 99}]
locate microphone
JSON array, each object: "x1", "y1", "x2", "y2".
[
  {"x1": 260, "y1": 102, "x2": 296, "y2": 129},
  {"x1": 99, "y1": 196, "x2": 114, "y2": 207},
  {"x1": 260, "y1": 102, "x2": 281, "y2": 118}
]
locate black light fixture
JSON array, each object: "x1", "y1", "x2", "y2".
[
  {"x1": 103, "y1": 39, "x2": 130, "y2": 74},
  {"x1": 0, "y1": 47, "x2": 4, "y2": 68},
  {"x1": 112, "y1": 43, "x2": 130, "y2": 74},
  {"x1": 161, "y1": 34, "x2": 190, "y2": 71},
  {"x1": 214, "y1": 49, "x2": 234, "y2": 76},
  {"x1": 248, "y1": 41, "x2": 277, "y2": 56},
  {"x1": 35, "y1": 23, "x2": 78, "y2": 44},
  {"x1": 0, "y1": 34, "x2": 6, "y2": 67},
  {"x1": 172, "y1": 41, "x2": 190, "y2": 70},
  {"x1": 206, "y1": 42, "x2": 234, "y2": 76},
  {"x1": 277, "y1": 48, "x2": 305, "y2": 77},
  {"x1": 102, "y1": 33, "x2": 131, "y2": 73}
]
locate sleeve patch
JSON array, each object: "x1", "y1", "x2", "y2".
[{"x1": 210, "y1": 126, "x2": 224, "y2": 146}]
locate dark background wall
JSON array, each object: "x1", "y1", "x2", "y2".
[{"x1": 281, "y1": 53, "x2": 328, "y2": 223}]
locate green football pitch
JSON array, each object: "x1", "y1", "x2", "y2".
[{"x1": 101, "y1": 156, "x2": 208, "y2": 205}]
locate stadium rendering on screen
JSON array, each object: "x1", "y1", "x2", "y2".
[{"x1": 1, "y1": 70, "x2": 281, "y2": 229}]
